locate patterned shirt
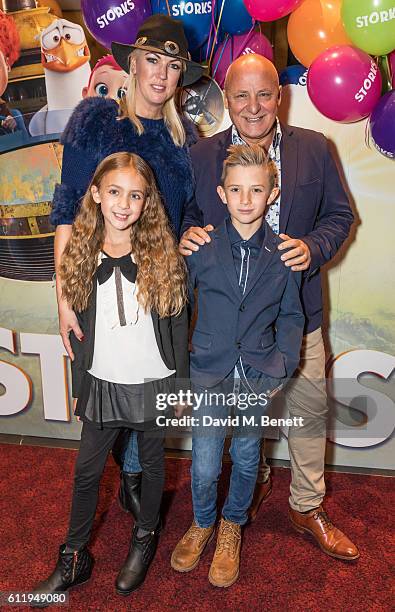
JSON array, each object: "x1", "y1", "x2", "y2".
[{"x1": 231, "y1": 118, "x2": 282, "y2": 235}]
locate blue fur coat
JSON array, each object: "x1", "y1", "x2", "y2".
[{"x1": 50, "y1": 97, "x2": 197, "y2": 237}]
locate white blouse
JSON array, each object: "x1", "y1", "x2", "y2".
[{"x1": 88, "y1": 254, "x2": 175, "y2": 384}]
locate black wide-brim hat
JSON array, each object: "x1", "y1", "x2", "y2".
[{"x1": 112, "y1": 14, "x2": 204, "y2": 87}]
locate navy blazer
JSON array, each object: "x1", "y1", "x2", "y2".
[
  {"x1": 187, "y1": 219, "x2": 304, "y2": 388},
  {"x1": 182, "y1": 124, "x2": 354, "y2": 333}
]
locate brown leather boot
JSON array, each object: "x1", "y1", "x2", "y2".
[
  {"x1": 289, "y1": 505, "x2": 360, "y2": 561},
  {"x1": 208, "y1": 518, "x2": 241, "y2": 588},
  {"x1": 248, "y1": 475, "x2": 273, "y2": 522},
  {"x1": 171, "y1": 521, "x2": 214, "y2": 572}
]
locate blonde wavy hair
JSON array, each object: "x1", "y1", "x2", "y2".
[
  {"x1": 60, "y1": 152, "x2": 187, "y2": 318},
  {"x1": 119, "y1": 49, "x2": 186, "y2": 147}
]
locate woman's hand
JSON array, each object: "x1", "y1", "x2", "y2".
[{"x1": 59, "y1": 302, "x2": 83, "y2": 360}]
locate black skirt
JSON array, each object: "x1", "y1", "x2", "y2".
[{"x1": 75, "y1": 372, "x2": 175, "y2": 430}]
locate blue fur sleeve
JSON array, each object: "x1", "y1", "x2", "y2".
[
  {"x1": 50, "y1": 143, "x2": 97, "y2": 226},
  {"x1": 61, "y1": 96, "x2": 119, "y2": 149},
  {"x1": 50, "y1": 183, "x2": 85, "y2": 226},
  {"x1": 51, "y1": 98, "x2": 118, "y2": 226}
]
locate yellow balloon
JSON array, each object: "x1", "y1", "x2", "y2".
[{"x1": 288, "y1": 0, "x2": 352, "y2": 68}]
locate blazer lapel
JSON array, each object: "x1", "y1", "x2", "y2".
[
  {"x1": 279, "y1": 125, "x2": 298, "y2": 234},
  {"x1": 243, "y1": 225, "x2": 279, "y2": 299},
  {"x1": 213, "y1": 221, "x2": 241, "y2": 300}
]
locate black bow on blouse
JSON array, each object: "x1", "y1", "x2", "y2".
[{"x1": 97, "y1": 252, "x2": 137, "y2": 285}]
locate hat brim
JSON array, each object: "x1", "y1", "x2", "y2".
[{"x1": 111, "y1": 42, "x2": 204, "y2": 87}]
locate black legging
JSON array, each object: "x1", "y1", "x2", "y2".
[{"x1": 66, "y1": 421, "x2": 164, "y2": 550}]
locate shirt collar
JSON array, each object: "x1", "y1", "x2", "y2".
[
  {"x1": 226, "y1": 216, "x2": 266, "y2": 249},
  {"x1": 231, "y1": 118, "x2": 282, "y2": 155}
]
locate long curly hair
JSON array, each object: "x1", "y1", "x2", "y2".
[{"x1": 60, "y1": 152, "x2": 187, "y2": 318}]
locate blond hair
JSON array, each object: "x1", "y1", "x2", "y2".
[
  {"x1": 119, "y1": 49, "x2": 186, "y2": 147},
  {"x1": 60, "y1": 152, "x2": 187, "y2": 317},
  {"x1": 221, "y1": 144, "x2": 278, "y2": 190}
]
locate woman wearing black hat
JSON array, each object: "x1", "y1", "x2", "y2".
[{"x1": 33, "y1": 15, "x2": 203, "y2": 604}]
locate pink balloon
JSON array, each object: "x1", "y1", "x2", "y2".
[
  {"x1": 307, "y1": 45, "x2": 382, "y2": 122},
  {"x1": 212, "y1": 31, "x2": 273, "y2": 88},
  {"x1": 243, "y1": 0, "x2": 303, "y2": 22},
  {"x1": 390, "y1": 51, "x2": 395, "y2": 88}
]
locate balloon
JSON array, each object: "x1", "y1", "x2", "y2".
[
  {"x1": 390, "y1": 51, "x2": 395, "y2": 89},
  {"x1": 243, "y1": 0, "x2": 303, "y2": 22},
  {"x1": 307, "y1": 45, "x2": 382, "y2": 122},
  {"x1": 191, "y1": 36, "x2": 219, "y2": 63},
  {"x1": 151, "y1": 0, "x2": 212, "y2": 50},
  {"x1": 219, "y1": 0, "x2": 253, "y2": 36},
  {"x1": 279, "y1": 64, "x2": 307, "y2": 87},
  {"x1": 341, "y1": 0, "x2": 395, "y2": 56},
  {"x1": 81, "y1": 0, "x2": 151, "y2": 50},
  {"x1": 212, "y1": 30, "x2": 273, "y2": 87},
  {"x1": 370, "y1": 90, "x2": 395, "y2": 158},
  {"x1": 288, "y1": 0, "x2": 352, "y2": 68}
]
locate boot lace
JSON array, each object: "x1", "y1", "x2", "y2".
[
  {"x1": 184, "y1": 523, "x2": 211, "y2": 546},
  {"x1": 216, "y1": 521, "x2": 241, "y2": 556},
  {"x1": 313, "y1": 510, "x2": 334, "y2": 533}
]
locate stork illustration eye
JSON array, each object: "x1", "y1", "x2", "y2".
[
  {"x1": 62, "y1": 26, "x2": 85, "y2": 45},
  {"x1": 42, "y1": 28, "x2": 61, "y2": 50}
]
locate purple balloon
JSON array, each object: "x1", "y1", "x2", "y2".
[
  {"x1": 81, "y1": 0, "x2": 152, "y2": 50},
  {"x1": 390, "y1": 51, "x2": 395, "y2": 89},
  {"x1": 307, "y1": 45, "x2": 382, "y2": 123},
  {"x1": 370, "y1": 90, "x2": 395, "y2": 159},
  {"x1": 212, "y1": 31, "x2": 273, "y2": 88}
]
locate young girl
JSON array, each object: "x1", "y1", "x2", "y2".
[{"x1": 33, "y1": 152, "x2": 189, "y2": 603}]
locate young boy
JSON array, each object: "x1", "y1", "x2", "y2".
[{"x1": 171, "y1": 144, "x2": 304, "y2": 587}]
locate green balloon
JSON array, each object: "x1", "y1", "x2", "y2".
[{"x1": 342, "y1": 0, "x2": 395, "y2": 56}]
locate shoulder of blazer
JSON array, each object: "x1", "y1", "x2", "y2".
[
  {"x1": 281, "y1": 122, "x2": 327, "y2": 150},
  {"x1": 190, "y1": 126, "x2": 233, "y2": 161}
]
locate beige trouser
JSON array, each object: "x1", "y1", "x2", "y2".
[{"x1": 258, "y1": 327, "x2": 328, "y2": 512}]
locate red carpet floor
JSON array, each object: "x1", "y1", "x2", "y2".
[{"x1": 1, "y1": 443, "x2": 394, "y2": 611}]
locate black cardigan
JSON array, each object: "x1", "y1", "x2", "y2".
[{"x1": 70, "y1": 276, "x2": 189, "y2": 397}]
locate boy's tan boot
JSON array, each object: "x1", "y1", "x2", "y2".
[
  {"x1": 208, "y1": 518, "x2": 241, "y2": 588},
  {"x1": 171, "y1": 521, "x2": 214, "y2": 572}
]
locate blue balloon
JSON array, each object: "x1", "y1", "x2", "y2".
[
  {"x1": 151, "y1": 0, "x2": 213, "y2": 51},
  {"x1": 279, "y1": 64, "x2": 307, "y2": 87},
  {"x1": 191, "y1": 36, "x2": 219, "y2": 63},
  {"x1": 218, "y1": 0, "x2": 253, "y2": 36}
]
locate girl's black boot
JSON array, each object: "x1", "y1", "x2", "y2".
[
  {"x1": 31, "y1": 544, "x2": 93, "y2": 607},
  {"x1": 115, "y1": 524, "x2": 160, "y2": 595}
]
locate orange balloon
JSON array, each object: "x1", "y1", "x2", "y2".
[{"x1": 287, "y1": 0, "x2": 352, "y2": 68}]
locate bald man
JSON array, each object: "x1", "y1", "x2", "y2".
[{"x1": 176, "y1": 54, "x2": 358, "y2": 567}]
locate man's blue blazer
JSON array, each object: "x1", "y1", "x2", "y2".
[
  {"x1": 182, "y1": 124, "x2": 354, "y2": 334},
  {"x1": 187, "y1": 219, "x2": 304, "y2": 388}
]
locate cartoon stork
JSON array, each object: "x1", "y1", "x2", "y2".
[{"x1": 29, "y1": 18, "x2": 91, "y2": 136}]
